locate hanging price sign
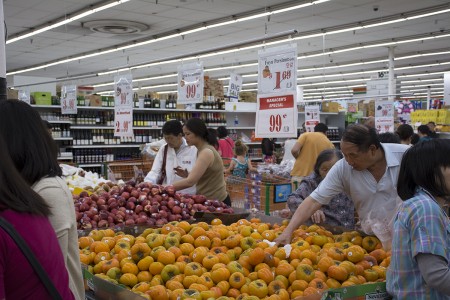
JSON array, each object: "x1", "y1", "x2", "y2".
[
  {"x1": 375, "y1": 101, "x2": 394, "y2": 133},
  {"x1": 305, "y1": 105, "x2": 320, "y2": 132},
  {"x1": 61, "y1": 85, "x2": 77, "y2": 114},
  {"x1": 114, "y1": 74, "x2": 133, "y2": 108},
  {"x1": 347, "y1": 99, "x2": 358, "y2": 113},
  {"x1": 18, "y1": 90, "x2": 30, "y2": 105},
  {"x1": 177, "y1": 62, "x2": 204, "y2": 104},
  {"x1": 258, "y1": 44, "x2": 297, "y2": 94},
  {"x1": 227, "y1": 72, "x2": 242, "y2": 101},
  {"x1": 255, "y1": 92, "x2": 298, "y2": 138},
  {"x1": 114, "y1": 107, "x2": 134, "y2": 138}
]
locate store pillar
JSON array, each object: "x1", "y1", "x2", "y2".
[
  {"x1": 388, "y1": 47, "x2": 395, "y2": 101},
  {"x1": 0, "y1": 0, "x2": 6, "y2": 101}
]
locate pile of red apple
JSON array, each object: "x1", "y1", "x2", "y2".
[{"x1": 73, "y1": 182, "x2": 234, "y2": 230}]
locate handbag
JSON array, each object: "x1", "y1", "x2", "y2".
[
  {"x1": 157, "y1": 145, "x2": 169, "y2": 185},
  {"x1": 0, "y1": 217, "x2": 63, "y2": 300}
]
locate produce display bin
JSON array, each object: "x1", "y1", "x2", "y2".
[
  {"x1": 107, "y1": 158, "x2": 153, "y2": 182},
  {"x1": 226, "y1": 172, "x2": 293, "y2": 215},
  {"x1": 293, "y1": 282, "x2": 391, "y2": 300}
]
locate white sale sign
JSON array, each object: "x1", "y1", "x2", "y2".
[
  {"x1": 177, "y1": 62, "x2": 204, "y2": 104},
  {"x1": 114, "y1": 107, "x2": 134, "y2": 138},
  {"x1": 227, "y1": 72, "x2": 242, "y2": 100},
  {"x1": 258, "y1": 44, "x2": 297, "y2": 94},
  {"x1": 255, "y1": 92, "x2": 298, "y2": 138},
  {"x1": 114, "y1": 74, "x2": 133, "y2": 108},
  {"x1": 305, "y1": 105, "x2": 320, "y2": 132},
  {"x1": 18, "y1": 90, "x2": 30, "y2": 104},
  {"x1": 375, "y1": 101, "x2": 394, "y2": 133},
  {"x1": 61, "y1": 85, "x2": 77, "y2": 114}
]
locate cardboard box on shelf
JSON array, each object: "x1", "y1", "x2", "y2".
[
  {"x1": 322, "y1": 102, "x2": 339, "y2": 113},
  {"x1": 88, "y1": 94, "x2": 102, "y2": 107},
  {"x1": 7, "y1": 88, "x2": 18, "y2": 99},
  {"x1": 32, "y1": 92, "x2": 52, "y2": 105}
]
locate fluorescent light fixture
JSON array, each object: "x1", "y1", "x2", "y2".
[
  {"x1": 402, "y1": 83, "x2": 443, "y2": 88},
  {"x1": 140, "y1": 83, "x2": 178, "y2": 89},
  {"x1": 400, "y1": 78, "x2": 443, "y2": 83},
  {"x1": 8, "y1": 3, "x2": 450, "y2": 76},
  {"x1": 205, "y1": 63, "x2": 257, "y2": 72},
  {"x1": 301, "y1": 59, "x2": 388, "y2": 72},
  {"x1": 397, "y1": 70, "x2": 449, "y2": 78},
  {"x1": 396, "y1": 50, "x2": 450, "y2": 60},
  {"x1": 6, "y1": 0, "x2": 130, "y2": 44},
  {"x1": 406, "y1": 8, "x2": 450, "y2": 20},
  {"x1": 396, "y1": 61, "x2": 450, "y2": 70}
]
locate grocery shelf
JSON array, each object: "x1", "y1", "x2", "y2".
[
  {"x1": 78, "y1": 164, "x2": 103, "y2": 168},
  {"x1": 69, "y1": 145, "x2": 141, "y2": 149},
  {"x1": 135, "y1": 107, "x2": 225, "y2": 113},
  {"x1": 331, "y1": 140, "x2": 341, "y2": 143},
  {"x1": 228, "y1": 126, "x2": 255, "y2": 129},
  {"x1": 57, "y1": 156, "x2": 73, "y2": 160},
  {"x1": 53, "y1": 137, "x2": 73, "y2": 141},
  {"x1": 71, "y1": 126, "x2": 114, "y2": 130},
  {"x1": 47, "y1": 120, "x2": 72, "y2": 124},
  {"x1": 134, "y1": 126, "x2": 163, "y2": 130}
]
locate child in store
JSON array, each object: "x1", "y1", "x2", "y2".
[
  {"x1": 387, "y1": 139, "x2": 450, "y2": 299},
  {"x1": 224, "y1": 140, "x2": 257, "y2": 178}
]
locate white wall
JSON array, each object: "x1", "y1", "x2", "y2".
[{"x1": 9, "y1": 75, "x2": 57, "y2": 95}]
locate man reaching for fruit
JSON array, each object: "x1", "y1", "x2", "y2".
[{"x1": 276, "y1": 124, "x2": 409, "y2": 249}]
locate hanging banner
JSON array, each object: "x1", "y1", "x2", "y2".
[
  {"x1": 177, "y1": 62, "x2": 204, "y2": 104},
  {"x1": 114, "y1": 74, "x2": 133, "y2": 108},
  {"x1": 61, "y1": 85, "x2": 77, "y2": 114},
  {"x1": 305, "y1": 105, "x2": 320, "y2": 132},
  {"x1": 347, "y1": 99, "x2": 358, "y2": 113},
  {"x1": 18, "y1": 90, "x2": 30, "y2": 104},
  {"x1": 114, "y1": 107, "x2": 134, "y2": 138},
  {"x1": 258, "y1": 44, "x2": 297, "y2": 94},
  {"x1": 227, "y1": 72, "x2": 242, "y2": 101},
  {"x1": 255, "y1": 92, "x2": 298, "y2": 138},
  {"x1": 375, "y1": 101, "x2": 394, "y2": 133}
]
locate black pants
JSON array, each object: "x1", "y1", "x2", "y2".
[{"x1": 223, "y1": 194, "x2": 231, "y2": 207}]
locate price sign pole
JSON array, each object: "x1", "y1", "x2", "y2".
[
  {"x1": 177, "y1": 62, "x2": 204, "y2": 104},
  {"x1": 61, "y1": 85, "x2": 77, "y2": 114},
  {"x1": 256, "y1": 44, "x2": 298, "y2": 138}
]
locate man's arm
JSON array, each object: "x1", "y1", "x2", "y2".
[{"x1": 144, "y1": 146, "x2": 165, "y2": 183}]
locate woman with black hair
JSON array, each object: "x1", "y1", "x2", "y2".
[
  {"x1": 217, "y1": 126, "x2": 234, "y2": 159},
  {"x1": 395, "y1": 124, "x2": 414, "y2": 145},
  {"x1": 287, "y1": 149, "x2": 354, "y2": 229},
  {"x1": 0, "y1": 134, "x2": 74, "y2": 299},
  {"x1": 0, "y1": 100, "x2": 84, "y2": 300},
  {"x1": 387, "y1": 139, "x2": 450, "y2": 299},
  {"x1": 172, "y1": 118, "x2": 230, "y2": 205}
]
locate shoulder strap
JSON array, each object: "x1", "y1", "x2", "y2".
[
  {"x1": 0, "y1": 217, "x2": 63, "y2": 300},
  {"x1": 157, "y1": 145, "x2": 169, "y2": 185}
]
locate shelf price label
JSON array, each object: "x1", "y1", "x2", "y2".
[
  {"x1": 114, "y1": 74, "x2": 133, "y2": 108},
  {"x1": 305, "y1": 105, "x2": 320, "y2": 132},
  {"x1": 258, "y1": 44, "x2": 298, "y2": 94},
  {"x1": 255, "y1": 93, "x2": 298, "y2": 138},
  {"x1": 61, "y1": 85, "x2": 77, "y2": 114},
  {"x1": 177, "y1": 62, "x2": 204, "y2": 104},
  {"x1": 114, "y1": 107, "x2": 134, "y2": 138}
]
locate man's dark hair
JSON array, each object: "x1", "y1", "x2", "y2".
[
  {"x1": 397, "y1": 139, "x2": 450, "y2": 200},
  {"x1": 417, "y1": 125, "x2": 431, "y2": 136},
  {"x1": 396, "y1": 124, "x2": 414, "y2": 141},
  {"x1": 341, "y1": 124, "x2": 381, "y2": 152},
  {"x1": 217, "y1": 126, "x2": 228, "y2": 138},
  {"x1": 0, "y1": 100, "x2": 62, "y2": 185},
  {"x1": 314, "y1": 149, "x2": 343, "y2": 176},
  {"x1": 162, "y1": 119, "x2": 183, "y2": 136},
  {"x1": 314, "y1": 123, "x2": 328, "y2": 133},
  {"x1": 378, "y1": 132, "x2": 400, "y2": 144},
  {"x1": 411, "y1": 133, "x2": 420, "y2": 145}
]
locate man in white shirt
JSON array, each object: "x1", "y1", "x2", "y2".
[
  {"x1": 144, "y1": 120, "x2": 197, "y2": 194},
  {"x1": 276, "y1": 124, "x2": 409, "y2": 247}
]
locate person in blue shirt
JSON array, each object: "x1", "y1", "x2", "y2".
[
  {"x1": 417, "y1": 124, "x2": 433, "y2": 142},
  {"x1": 224, "y1": 140, "x2": 257, "y2": 178},
  {"x1": 387, "y1": 139, "x2": 450, "y2": 299}
]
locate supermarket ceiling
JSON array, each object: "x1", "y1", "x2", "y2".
[{"x1": 4, "y1": 0, "x2": 450, "y2": 99}]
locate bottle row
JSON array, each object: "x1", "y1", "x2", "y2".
[
  {"x1": 72, "y1": 129, "x2": 162, "y2": 145},
  {"x1": 73, "y1": 149, "x2": 141, "y2": 164},
  {"x1": 50, "y1": 125, "x2": 71, "y2": 138}
]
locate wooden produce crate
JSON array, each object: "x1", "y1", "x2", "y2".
[
  {"x1": 107, "y1": 158, "x2": 153, "y2": 182},
  {"x1": 226, "y1": 172, "x2": 293, "y2": 215}
]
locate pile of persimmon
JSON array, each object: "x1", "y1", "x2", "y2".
[{"x1": 78, "y1": 219, "x2": 390, "y2": 300}]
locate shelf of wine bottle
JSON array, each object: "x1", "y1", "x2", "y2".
[
  {"x1": 71, "y1": 129, "x2": 161, "y2": 145},
  {"x1": 73, "y1": 149, "x2": 141, "y2": 164}
]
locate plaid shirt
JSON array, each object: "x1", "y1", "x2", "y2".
[
  {"x1": 386, "y1": 189, "x2": 450, "y2": 299},
  {"x1": 287, "y1": 172, "x2": 355, "y2": 229}
]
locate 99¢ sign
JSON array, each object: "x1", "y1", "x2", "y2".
[
  {"x1": 177, "y1": 62, "x2": 204, "y2": 104},
  {"x1": 255, "y1": 93, "x2": 298, "y2": 138}
]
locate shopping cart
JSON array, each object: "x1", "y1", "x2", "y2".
[{"x1": 107, "y1": 157, "x2": 153, "y2": 182}]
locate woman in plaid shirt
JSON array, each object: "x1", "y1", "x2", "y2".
[{"x1": 387, "y1": 139, "x2": 450, "y2": 299}]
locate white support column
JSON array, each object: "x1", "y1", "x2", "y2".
[
  {"x1": 427, "y1": 86, "x2": 431, "y2": 110},
  {"x1": 388, "y1": 47, "x2": 395, "y2": 101},
  {"x1": 0, "y1": 0, "x2": 6, "y2": 100}
]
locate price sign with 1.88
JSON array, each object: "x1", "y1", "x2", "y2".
[
  {"x1": 61, "y1": 85, "x2": 77, "y2": 115},
  {"x1": 255, "y1": 92, "x2": 298, "y2": 138},
  {"x1": 258, "y1": 44, "x2": 298, "y2": 94},
  {"x1": 114, "y1": 107, "x2": 134, "y2": 138}
]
